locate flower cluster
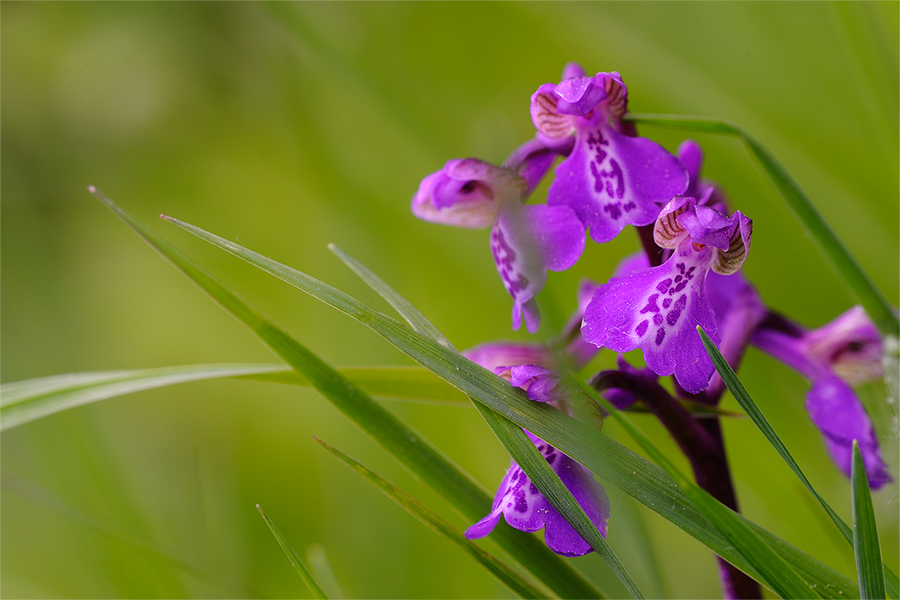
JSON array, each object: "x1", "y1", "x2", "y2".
[{"x1": 411, "y1": 63, "x2": 891, "y2": 557}]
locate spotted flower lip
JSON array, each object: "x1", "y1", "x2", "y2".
[
  {"x1": 464, "y1": 430, "x2": 610, "y2": 557},
  {"x1": 751, "y1": 307, "x2": 891, "y2": 489},
  {"x1": 582, "y1": 197, "x2": 752, "y2": 393},
  {"x1": 530, "y1": 66, "x2": 689, "y2": 244},
  {"x1": 411, "y1": 142, "x2": 586, "y2": 333}
]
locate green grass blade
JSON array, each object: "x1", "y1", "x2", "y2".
[
  {"x1": 625, "y1": 113, "x2": 899, "y2": 340},
  {"x1": 329, "y1": 244, "x2": 455, "y2": 350},
  {"x1": 90, "y1": 187, "x2": 605, "y2": 600},
  {"x1": 0, "y1": 364, "x2": 469, "y2": 432},
  {"x1": 852, "y1": 441, "x2": 886, "y2": 600},
  {"x1": 0, "y1": 364, "x2": 285, "y2": 431},
  {"x1": 314, "y1": 437, "x2": 551, "y2": 600},
  {"x1": 329, "y1": 243, "x2": 642, "y2": 597},
  {"x1": 700, "y1": 326, "x2": 899, "y2": 598},
  {"x1": 575, "y1": 378, "x2": 815, "y2": 599},
  {"x1": 162, "y1": 211, "x2": 860, "y2": 598},
  {"x1": 256, "y1": 505, "x2": 328, "y2": 599}
]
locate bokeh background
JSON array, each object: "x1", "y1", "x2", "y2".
[{"x1": 2, "y1": 2, "x2": 897, "y2": 598}]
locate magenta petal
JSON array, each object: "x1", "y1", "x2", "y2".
[
  {"x1": 806, "y1": 376, "x2": 892, "y2": 489},
  {"x1": 491, "y1": 204, "x2": 585, "y2": 333},
  {"x1": 507, "y1": 364, "x2": 562, "y2": 403},
  {"x1": 465, "y1": 434, "x2": 610, "y2": 557},
  {"x1": 583, "y1": 238, "x2": 718, "y2": 393},
  {"x1": 411, "y1": 158, "x2": 522, "y2": 229},
  {"x1": 549, "y1": 121, "x2": 689, "y2": 243},
  {"x1": 678, "y1": 139, "x2": 704, "y2": 195},
  {"x1": 463, "y1": 342, "x2": 552, "y2": 372}
]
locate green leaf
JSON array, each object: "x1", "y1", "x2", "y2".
[
  {"x1": 91, "y1": 187, "x2": 605, "y2": 600},
  {"x1": 699, "y1": 325, "x2": 899, "y2": 598},
  {"x1": 330, "y1": 241, "x2": 643, "y2": 598},
  {"x1": 575, "y1": 378, "x2": 814, "y2": 599},
  {"x1": 852, "y1": 441, "x2": 886, "y2": 600},
  {"x1": 0, "y1": 364, "x2": 469, "y2": 431},
  {"x1": 314, "y1": 437, "x2": 550, "y2": 600},
  {"x1": 625, "y1": 113, "x2": 899, "y2": 341},
  {"x1": 0, "y1": 364, "x2": 284, "y2": 430},
  {"x1": 161, "y1": 210, "x2": 860, "y2": 599},
  {"x1": 256, "y1": 504, "x2": 328, "y2": 599}
]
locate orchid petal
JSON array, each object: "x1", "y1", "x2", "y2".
[
  {"x1": 806, "y1": 376, "x2": 892, "y2": 489},
  {"x1": 491, "y1": 203, "x2": 585, "y2": 333},
  {"x1": 550, "y1": 121, "x2": 689, "y2": 243},
  {"x1": 583, "y1": 237, "x2": 718, "y2": 393},
  {"x1": 465, "y1": 432, "x2": 610, "y2": 557},
  {"x1": 411, "y1": 158, "x2": 523, "y2": 228}
]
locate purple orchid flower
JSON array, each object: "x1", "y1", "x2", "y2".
[
  {"x1": 582, "y1": 195, "x2": 752, "y2": 394},
  {"x1": 752, "y1": 307, "x2": 892, "y2": 489},
  {"x1": 464, "y1": 430, "x2": 610, "y2": 557},
  {"x1": 460, "y1": 296, "x2": 610, "y2": 557},
  {"x1": 531, "y1": 64, "x2": 689, "y2": 243},
  {"x1": 411, "y1": 138, "x2": 585, "y2": 333}
]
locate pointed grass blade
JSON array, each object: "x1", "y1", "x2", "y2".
[
  {"x1": 0, "y1": 364, "x2": 285, "y2": 431},
  {"x1": 700, "y1": 326, "x2": 899, "y2": 598},
  {"x1": 852, "y1": 441, "x2": 887, "y2": 600},
  {"x1": 625, "y1": 114, "x2": 899, "y2": 340},
  {"x1": 328, "y1": 244, "x2": 454, "y2": 350},
  {"x1": 330, "y1": 243, "x2": 642, "y2": 597},
  {"x1": 256, "y1": 505, "x2": 328, "y2": 599},
  {"x1": 90, "y1": 188, "x2": 605, "y2": 600},
  {"x1": 162, "y1": 210, "x2": 860, "y2": 599},
  {"x1": 1, "y1": 364, "x2": 468, "y2": 432},
  {"x1": 314, "y1": 437, "x2": 550, "y2": 600}
]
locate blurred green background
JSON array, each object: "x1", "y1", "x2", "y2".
[{"x1": 2, "y1": 2, "x2": 897, "y2": 598}]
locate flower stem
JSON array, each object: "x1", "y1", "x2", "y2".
[{"x1": 591, "y1": 370, "x2": 762, "y2": 599}]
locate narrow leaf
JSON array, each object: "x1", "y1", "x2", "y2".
[
  {"x1": 256, "y1": 505, "x2": 328, "y2": 599},
  {"x1": 162, "y1": 211, "x2": 860, "y2": 599},
  {"x1": 315, "y1": 437, "x2": 550, "y2": 600},
  {"x1": 0, "y1": 364, "x2": 284, "y2": 430},
  {"x1": 330, "y1": 241, "x2": 642, "y2": 597},
  {"x1": 700, "y1": 326, "x2": 899, "y2": 598},
  {"x1": 625, "y1": 113, "x2": 899, "y2": 340},
  {"x1": 90, "y1": 187, "x2": 605, "y2": 600},
  {"x1": 852, "y1": 441, "x2": 887, "y2": 600},
  {"x1": 0, "y1": 364, "x2": 468, "y2": 431}
]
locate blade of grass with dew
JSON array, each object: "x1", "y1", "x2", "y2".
[
  {"x1": 256, "y1": 505, "x2": 328, "y2": 599},
  {"x1": 699, "y1": 326, "x2": 900, "y2": 598},
  {"x1": 0, "y1": 364, "x2": 468, "y2": 432},
  {"x1": 161, "y1": 212, "x2": 860, "y2": 598},
  {"x1": 574, "y1": 377, "x2": 817, "y2": 599},
  {"x1": 0, "y1": 364, "x2": 284, "y2": 431},
  {"x1": 625, "y1": 113, "x2": 898, "y2": 341},
  {"x1": 330, "y1": 242, "x2": 643, "y2": 598},
  {"x1": 89, "y1": 187, "x2": 604, "y2": 600},
  {"x1": 852, "y1": 441, "x2": 887, "y2": 600},
  {"x1": 314, "y1": 437, "x2": 551, "y2": 600}
]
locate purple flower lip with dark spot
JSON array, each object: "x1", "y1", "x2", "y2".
[{"x1": 582, "y1": 196, "x2": 752, "y2": 393}]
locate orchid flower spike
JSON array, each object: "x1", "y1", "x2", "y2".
[
  {"x1": 411, "y1": 138, "x2": 585, "y2": 333},
  {"x1": 752, "y1": 307, "x2": 892, "y2": 488},
  {"x1": 582, "y1": 196, "x2": 752, "y2": 393},
  {"x1": 531, "y1": 64, "x2": 689, "y2": 243}
]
